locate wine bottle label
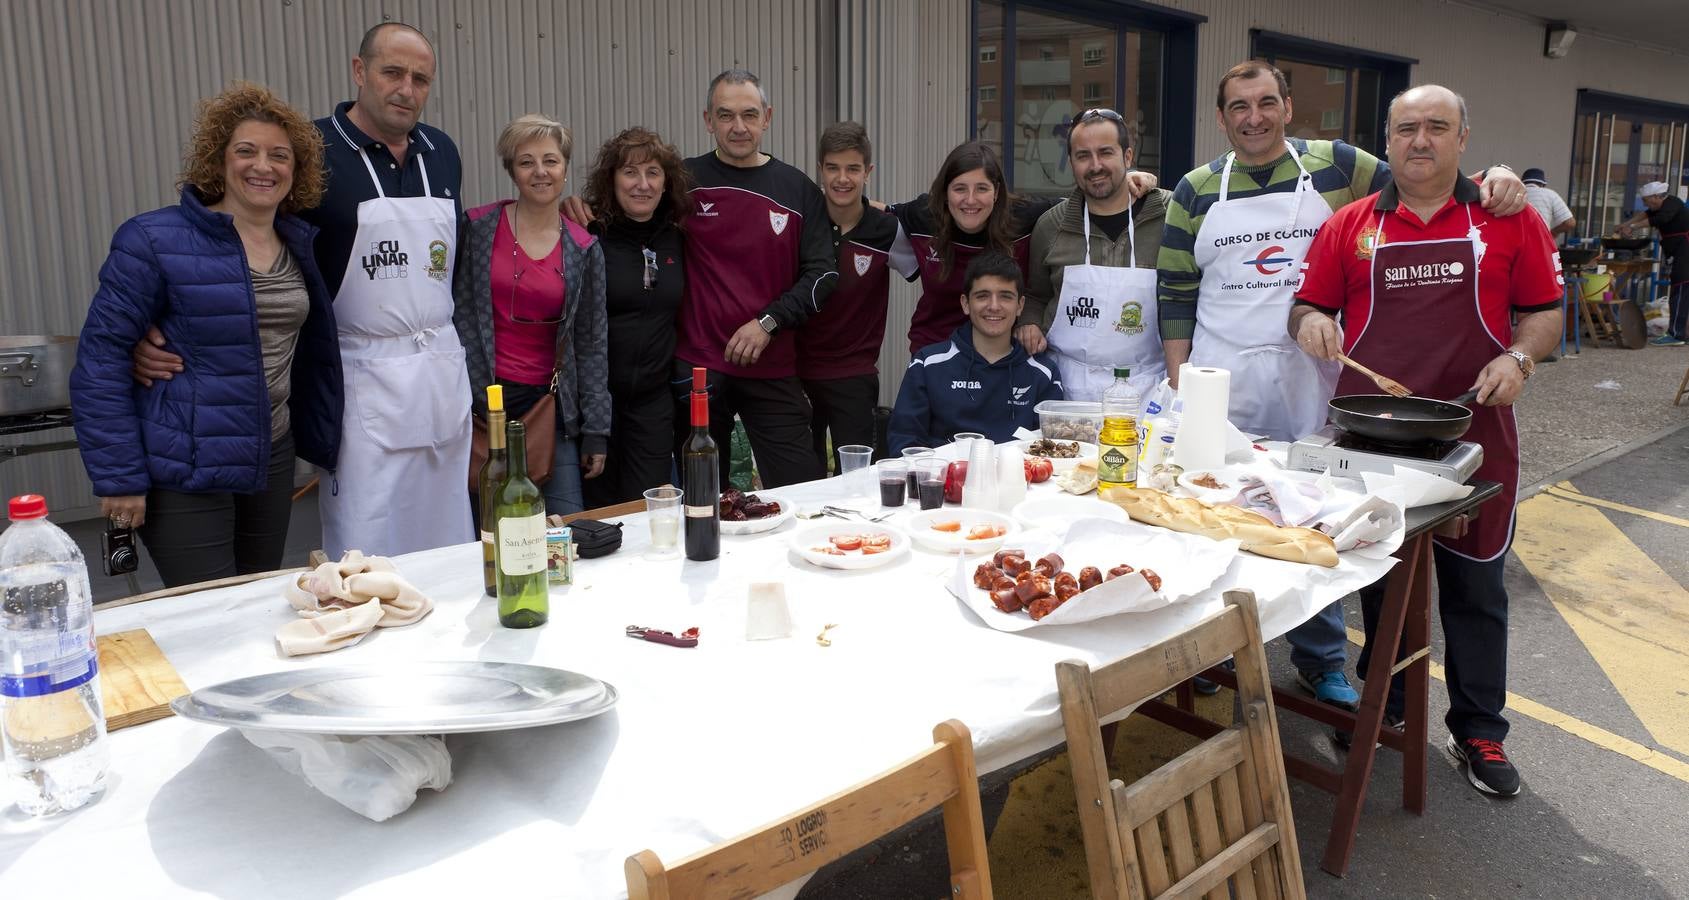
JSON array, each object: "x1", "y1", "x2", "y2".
[
  {"x1": 498, "y1": 515, "x2": 547, "y2": 575},
  {"x1": 685, "y1": 504, "x2": 716, "y2": 518}
]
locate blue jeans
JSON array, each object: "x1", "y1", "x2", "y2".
[
  {"x1": 542, "y1": 437, "x2": 585, "y2": 516},
  {"x1": 1287, "y1": 600, "x2": 1349, "y2": 674}
]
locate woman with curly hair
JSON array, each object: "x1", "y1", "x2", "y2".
[
  {"x1": 578, "y1": 126, "x2": 693, "y2": 506},
  {"x1": 70, "y1": 82, "x2": 342, "y2": 587}
]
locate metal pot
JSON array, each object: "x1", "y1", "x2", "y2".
[
  {"x1": 1328, "y1": 393, "x2": 1472, "y2": 444},
  {"x1": 0, "y1": 336, "x2": 76, "y2": 416},
  {"x1": 1600, "y1": 237, "x2": 1650, "y2": 252}
]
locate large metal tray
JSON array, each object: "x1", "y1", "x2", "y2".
[{"x1": 169, "y1": 661, "x2": 619, "y2": 735}]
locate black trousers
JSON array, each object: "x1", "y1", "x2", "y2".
[
  {"x1": 139, "y1": 431, "x2": 297, "y2": 589},
  {"x1": 672, "y1": 361, "x2": 822, "y2": 489},
  {"x1": 583, "y1": 383, "x2": 675, "y2": 508},
  {"x1": 803, "y1": 373, "x2": 879, "y2": 476},
  {"x1": 1357, "y1": 544, "x2": 1511, "y2": 742}
]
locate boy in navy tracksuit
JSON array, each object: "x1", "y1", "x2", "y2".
[{"x1": 889, "y1": 252, "x2": 1064, "y2": 453}]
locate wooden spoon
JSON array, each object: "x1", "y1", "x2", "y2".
[{"x1": 1336, "y1": 353, "x2": 1413, "y2": 398}]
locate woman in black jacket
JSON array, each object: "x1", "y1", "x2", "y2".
[{"x1": 580, "y1": 128, "x2": 693, "y2": 506}]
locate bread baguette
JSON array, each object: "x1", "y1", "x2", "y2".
[
  {"x1": 1099, "y1": 485, "x2": 1339, "y2": 567},
  {"x1": 1057, "y1": 457, "x2": 1098, "y2": 494}
]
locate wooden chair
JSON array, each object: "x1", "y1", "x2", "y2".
[
  {"x1": 1676, "y1": 364, "x2": 1689, "y2": 406},
  {"x1": 1056, "y1": 591, "x2": 1305, "y2": 900},
  {"x1": 626, "y1": 719, "x2": 992, "y2": 900}
]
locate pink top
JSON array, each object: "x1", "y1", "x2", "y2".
[{"x1": 490, "y1": 211, "x2": 566, "y2": 385}]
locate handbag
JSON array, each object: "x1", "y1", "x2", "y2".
[
  {"x1": 469, "y1": 370, "x2": 558, "y2": 490},
  {"x1": 566, "y1": 518, "x2": 623, "y2": 558}
]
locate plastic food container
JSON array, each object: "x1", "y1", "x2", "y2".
[{"x1": 1035, "y1": 400, "x2": 1104, "y2": 443}]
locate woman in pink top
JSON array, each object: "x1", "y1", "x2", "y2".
[{"x1": 453, "y1": 114, "x2": 610, "y2": 515}]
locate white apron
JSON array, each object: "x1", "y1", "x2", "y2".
[
  {"x1": 1047, "y1": 201, "x2": 1164, "y2": 401},
  {"x1": 1190, "y1": 141, "x2": 1341, "y2": 441},
  {"x1": 319, "y1": 119, "x2": 473, "y2": 558}
]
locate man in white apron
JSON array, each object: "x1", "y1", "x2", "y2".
[
  {"x1": 313, "y1": 23, "x2": 472, "y2": 558},
  {"x1": 1154, "y1": 61, "x2": 1528, "y2": 710},
  {"x1": 127, "y1": 23, "x2": 473, "y2": 559},
  {"x1": 1020, "y1": 109, "x2": 1167, "y2": 402}
]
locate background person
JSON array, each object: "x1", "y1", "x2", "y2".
[
  {"x1": 579, "y1": 127, "x2": 692, "y2": 507},
  {"x1": 799, "y1": 121, "x2": 901, "y2": 474},
  {"x1": 71, "y1": 83, "x2": 342, "y2": 588},
  {"x1": 1019, "y1": 108, "x2": 1172, "y2": 401},
  {"x1": 888, "y1": 252, "x2": 1064, "y2": 452},
  {"x1": 1617, "y1": 180, "x2": 1689, "y2": 346},
  {"x1": 1521, "y1": 167, "x2": 1576, "y2": 243},
  {"x1": 454, "y1": 115, "x2": 609, "y2": 516}
]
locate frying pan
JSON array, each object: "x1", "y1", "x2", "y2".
[
  {"x1": 1328, "y1": 393, "x2": 1472, "y2": 443},
  {"x1": 1600, "y1": 236, "x2": 1650, "y2": 252}
]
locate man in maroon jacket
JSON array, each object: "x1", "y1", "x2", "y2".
[
  {"x1": 676, "y1": 69, "x2": 839, "y2": 487},
  {"x1": 799, "y1": 122, "x2": 900, "y2": 475}
]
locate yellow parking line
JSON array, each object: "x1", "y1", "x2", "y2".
[
  {"x1": 1345, "y1": 627, "x2": 1689, "y2": 786},
  {"x1": 1543, "y1": 483, "x2": 1689, "y2": 529}
]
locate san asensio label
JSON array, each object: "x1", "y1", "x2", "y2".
[{"x1": 499, "y1": 515, "x2": 546, "y2": 575}]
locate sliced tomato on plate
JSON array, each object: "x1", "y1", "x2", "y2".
[
  {"x1": 930, "y1": 520, "x2": 962, "y2": 533},
  {"x1": 830, "y1": 534, "x2": 864, "y2": 551}
]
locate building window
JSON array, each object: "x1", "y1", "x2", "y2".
[
  {"x1": 974, "y1": 0, "x2": 1198, "y2": 195},
  {"x1": 1252, "y1": 30, "x2": 1413, "y2": 157}
]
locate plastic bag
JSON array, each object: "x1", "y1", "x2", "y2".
[{"x1": 241, "y1": 730, "x2": 452, "y2": 821}]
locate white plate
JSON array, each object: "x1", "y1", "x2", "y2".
[
  {"x1": 905, "y1": 508, "x2": 1018, "y2": 555},
  {"x1": 1014, "y1": 439, "x2": 1098, "y2": 472},
  {"x1": 720, "y1": 491, "x2": 795, "y2": 535},
  {"x1": 1177, "y1": 469, "x2": 1241, "y2": 504},
  {"x1": 787, "y1": 521, "x2": 911, "y2": 570},
  {"x1": 1011, "y1": 495, "x2": 1128, "y2": 532}
]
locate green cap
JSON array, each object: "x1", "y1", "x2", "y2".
[{"x1": 1114, "y1": 367, "x2": 1131, "y2": 378}]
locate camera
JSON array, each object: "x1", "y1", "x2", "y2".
[{"x1": 101, "y1": 524, "x2": 139, "y2": 576}]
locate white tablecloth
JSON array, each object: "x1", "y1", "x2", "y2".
[{"x1": 0, "y1": 479, "x2": 1394, "y2": 898}]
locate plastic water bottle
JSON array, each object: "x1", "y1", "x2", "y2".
[
  {"x1": 0, "y1": 494, "x2": 109, "y2": 815},
  {"x1": 1097, "y1": 368, "x2": 1141, "y2": 490}
]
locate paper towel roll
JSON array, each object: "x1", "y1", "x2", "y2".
[{"x1": 1174, "y1": 366, "x2": 1230, "y2": 470}]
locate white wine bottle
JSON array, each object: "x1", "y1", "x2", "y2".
[
  {"x1": 478, "y1": 385, "x2": 509, "y2": 597},
  {"x1": 495, "y1": 420, "x2": 548, "y2": 628}
]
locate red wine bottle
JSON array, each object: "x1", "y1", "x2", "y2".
[{"x1": 683, "y1": 367, "x2": 720, "y2": 561}]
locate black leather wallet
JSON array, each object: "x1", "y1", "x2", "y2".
[{"x1": 567, "y1": 518, "x2": 623, "y2": 558}]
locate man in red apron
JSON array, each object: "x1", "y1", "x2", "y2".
[{"x1": 1292, "y1": 85, "x2": 1564, "y2": 797}]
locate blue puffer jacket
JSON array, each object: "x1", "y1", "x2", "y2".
[{"x1": 70, "y1": 187, "x2": 343, "y2": 497}]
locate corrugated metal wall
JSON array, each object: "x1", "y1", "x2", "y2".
[
  {"x1": 836, "y1": 0, "x2": 972, "y2": 403},
  {"x1": 1154, "y1": 0, "x2": 1689, "y2": 187},
  {"x1": 1, "y1": 0, "x2": 851, "y2": 518}
]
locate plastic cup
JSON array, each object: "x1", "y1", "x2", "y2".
[
  {"x1": 901, "y1": 446, "x2": 932, "y2": 498},
  {"x1": 914, "y1": 458, "x2": 948, "y2": 510},
  {"x1": 837, "y1": 444, "x2": 873, "y2": 499},
  {"x1": 952, "y1": 432, "x2": 986, "y2": 443},
  {"x1": 877, "y1": 459, "x2": 909, "y2": 507},
  {"x1": 643, "y1": 486, "x2": 682, "y2": 557}
]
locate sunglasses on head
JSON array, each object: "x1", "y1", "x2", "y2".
[{"x1": 1072, "y1": 108, "x2": 1125, "y2": 128}]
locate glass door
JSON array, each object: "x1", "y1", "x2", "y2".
[{"x1": 1569, "y1": 108, "x2": 1689, "y2": 239}]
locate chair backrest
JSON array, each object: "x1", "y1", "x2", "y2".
[
  {"x1": 557, "y1": 498, "x2": 645, "y2": 524},
  {"x1": 626, "y1": 719, "x2": 992, "y2": 900},
  {"x1": 1056, "y1": 590, "x2": 1305, "y2": 900}
]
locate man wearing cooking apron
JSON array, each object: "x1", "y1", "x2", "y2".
[
  {"x1": 1616, "y1": 180, "x2": 1689, "y2": 345},
  {"x1": 1293, "y1": 85, "x2": 1564, "y2": 796},
  {"x1": 1018, "y1": 109, "x2": 1169, "y2": 401},
  {"x1": 128, "y1": 23, "x2": 471, "y2": 559},
  {"x1": 1157, "y1": 61, "x2": 1527, "y2": 711}
]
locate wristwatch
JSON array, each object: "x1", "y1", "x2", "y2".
[
  {"x1": 757, "y1": 314, "x2": 779, "y2": 335},
  {"x1": 1504, "y1": 349, "x2": 1535, "y2": 379}
]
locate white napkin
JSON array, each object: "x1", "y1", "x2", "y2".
[
  {"x1": 276, "y1": 551, "x2": 435, "y2": 656},
  {"x1": 241, "y1": 730, "x2": 451, "y2": 821},
  {"x1": 1362, "y1": 464, "x2": 1475, "y2": 509},
  {"x1": 1234, "y1": 469, "x2": 1328, "y2": 526}
]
